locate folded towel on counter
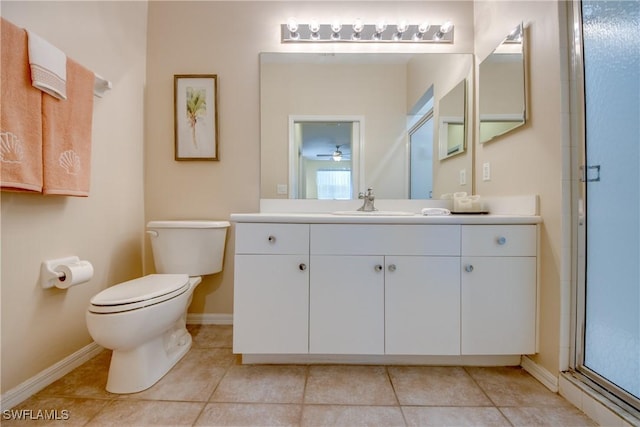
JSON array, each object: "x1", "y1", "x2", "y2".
[
  {"x1": 1, "y1": 18, "x2": 44, "y2": 192},
  {"x1": 421, "y1": 208, "x2": 451, "y2": 216},
  {"x1": 42, "y1": 58, "x2": 94, "y2": 196},
  {"x1": 27, "y1": 30, "x2": 67, "y2": 100}
]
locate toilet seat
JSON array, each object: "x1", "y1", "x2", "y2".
[{"x1": 89, "y1": 274, "x2": 190, "y2": 314}]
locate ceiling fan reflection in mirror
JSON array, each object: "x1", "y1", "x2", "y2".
[{"x1": 317, "y1": 145, "x2": 351, "y2": 162}]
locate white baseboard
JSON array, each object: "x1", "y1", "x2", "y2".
[
  {"x1": 521, "y1": 355, "x2": 559, "y2": 392},
  {"x1": 0, "y1": 342, "x2": 103, "y2": 411},
  {"x1": 186, "y1": 313, "x2": 233, "y2": 325}
]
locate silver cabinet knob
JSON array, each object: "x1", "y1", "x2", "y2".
[
  {"x1": 496, "y1": 236, "x2": 507, "y2": 245},
  {"x1": 299, "y1": 263, "x2": 307, "y2": 271},
  {"x1": 374, "y1": 264, "x2": 383, "y2": 272},
  {"x1": 464, "y1": 264, "x2": 474, "y2": 273},
  {"x1": 388, "y1": 264, "x2": 397, "y2": 272},
  {"x1": 268, "y1": 235, "x2": 276, "y2": 244}
]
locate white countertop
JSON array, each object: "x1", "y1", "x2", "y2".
[{"x1": 230, "y1": 212, "x2": 542, "y2": 225}]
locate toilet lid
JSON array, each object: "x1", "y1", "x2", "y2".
[{"x1": 89, "y1": 274, "x2": 190, "y2": 314}]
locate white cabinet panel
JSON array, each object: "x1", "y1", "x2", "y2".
[
  {"x1": 310, "y1": 255, "x2": 384, "y2": 354},
  {"x1": 233, "y1": 254, "x2": 309, "y2": 354},
  {"x1": 461, "y1": 256, "x2": 536, "y2": 355},
  {"x1": 385, "y1": 256, "x2": 461, "y2": 355},
  {"x1": 236, "y1": 223, "x2": 309, "y2": 254},
  {"x1": 311, "y1": 224, "x2": 460, "y2": 256},
  {"x1": 462, "y1": 225, "x2": 536, "y2": 257}
]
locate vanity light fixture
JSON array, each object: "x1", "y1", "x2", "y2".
[{"x1": 281, "y1": 18, "x2": 454, "y2": 43}]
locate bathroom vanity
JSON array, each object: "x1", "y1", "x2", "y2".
[{"x1": 231, "y1": 212, "x2": 541, "y2": 363}]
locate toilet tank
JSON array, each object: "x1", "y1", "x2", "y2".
[{"x1": 147, "y1": 220, "x2": 230, "y2": 276}]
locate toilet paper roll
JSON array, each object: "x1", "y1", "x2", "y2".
[{"x1": 54, "y1": 260, "x2": 94, "y2": 289}]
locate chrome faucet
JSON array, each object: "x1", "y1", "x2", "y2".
[{"x1": 357, "y1": 187, "x2": 377, "y2": 212}]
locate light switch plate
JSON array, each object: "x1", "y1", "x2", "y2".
[
  {"x1": 459, "y1": 169, "x2": 466, "y2": 185},
  {"x1": 482, "y1": 162, "x2": 491, "y2": 181}
]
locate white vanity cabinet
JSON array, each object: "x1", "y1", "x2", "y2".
[
  {"x1": 231, "y1": 214, "x2": 539, "y2": 360},
  {"x1": 309, "y1": 224, "x2": 460, "y2": 355},
  {"x1": 461, "y1": 225, "x2": 537, "y2": 355},
  {"x1": 233, "y1": 223, "x2": 310, "y2": 354}
]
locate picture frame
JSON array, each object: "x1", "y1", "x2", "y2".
[{"x1": 174, "y1": 74, "x2": 219, "y2": 160}]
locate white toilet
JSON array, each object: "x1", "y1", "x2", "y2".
[{"x1": 86, "y1": 220, "x2": 230, "y2": 394}]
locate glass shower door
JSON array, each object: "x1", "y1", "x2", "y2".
[{"x1": 580, "y1": 0, "x2": 640, "y2": 407}]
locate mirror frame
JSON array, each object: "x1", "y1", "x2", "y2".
[{"x1": 479, "y1": 23, "x2": 526, "y2": 144}]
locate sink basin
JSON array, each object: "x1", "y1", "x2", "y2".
[{"x1": 331, "y1": 210, "x2": 416, "y2": 216}]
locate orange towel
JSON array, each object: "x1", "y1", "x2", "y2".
[
  {"x1": 1, "y1": 18, "x2": 44, "y2": 192},
  {"x1": 42, "y1": 58, "x2": 94, "y2": 196}
]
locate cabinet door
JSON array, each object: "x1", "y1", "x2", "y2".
[
  {"x1": 309, "y1": 255, "x2": 384, "y2": 354},
  {"x1": 385, "y1": 256, "x2": 460, "y2": 355},
  {"x1": 233, "y1": 254, "x2": 309, "y2": 354},
  {"x1": 461, "y1": 256, "x2": 536, "y2": 355}
]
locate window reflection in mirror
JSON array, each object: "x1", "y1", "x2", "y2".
[{"x1": 479, "y1": 23, "x2": 526, "y2": 143}]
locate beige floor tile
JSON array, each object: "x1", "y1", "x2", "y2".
[
  {"x1": 210, "y1": 365, "x2": 307, "y2": 404},
  {"x1": 402, "y1": 406, "x2": 511, "y2": 427},
  {"x1": 304, "y1": 365, "x2": 397, "y2": 406},
  {"x1": 88, "y1": 400, "x2": 204, "y2": 426},
  {"x1": 388, "y1": 366, "x2": 492, "y2": 406},
  {"x1": 302, "y1": 404, "x2": 406, "y2": 427},
  {"x1": 195, "y1": 403, "x2": 302, "y2": 426},
  {"x1": 37, "y1": 351, "x2": 115, "y2": 399},
  {"x1": 188, "y1": 324, "x2": 233, "y2": 348},
  {"x1": 120, "y1": 348, "x2": 228, "y2": 402},
  {"x1": 1, "y1": 396, "x2": 109, "y2": 427},
  {"x1": 466, "y1": 367, "x2": 572, "y2": 407},
  {"x1": 500, "y1": 406, "x2": 598, "y2": 426}
]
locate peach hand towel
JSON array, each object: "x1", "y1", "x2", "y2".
[
  {"x1": 42, "y1": 58, "x2": 94, "y2": 196},
  {"x1": 1, "y1": 18, "x2": 44, "y2": 192},
  {"x1": 27, "y1": 30, "x2": 67, "y2": 100}
]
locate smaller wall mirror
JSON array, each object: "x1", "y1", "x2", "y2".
[
  {"x1": 479, "y1": 23, "x2": 526, "y2": 143},
  {"x1": 438, "y1": 79, "x2": 466, "y2": 159}
]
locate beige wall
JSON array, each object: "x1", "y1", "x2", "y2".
[
  {"x1": 0, "y1": 1, "x2": 148, "y2": 392},
  {"x1": 145, "y1": 1, "x2": 474, "y2": 316},
  {"x1": 474, "y1": 1, "x2": 564, "y2": 374}
]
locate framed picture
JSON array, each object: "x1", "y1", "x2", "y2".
[{"x1": 174, "y1": 74, "x2": 219, "y2": 160}]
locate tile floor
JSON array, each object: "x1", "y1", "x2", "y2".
[{"x1": 6, "y1": 325, "x2": 597, "y2": 426}]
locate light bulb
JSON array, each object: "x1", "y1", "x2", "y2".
[
  {"x1": 375, "y1": 20, "x2": 387, "y2": 34},
  {"x1": 286, "y1": 17, "x2": 298, "y2": 34},
  {"x1": 417, "y1": 22, "x2": 431, "y2": 34},
  {"x1": 440, "y1": 20, "x2": 454, "y2": 34},
  {"x1": 352, "y1": 18, "x2": 364, "y2": 34},
  {"x1": 330, "y1": 20, "x2": 342, "y2": 33},
  {"x1": 309, "y1": 19, "x2": 320, "y2": 34},
  {"x1": 396, "y1": 20, "x2": 409, "y2": 34}
]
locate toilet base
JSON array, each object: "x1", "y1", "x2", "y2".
[{"x1": 105, "y1": 323, "x2": 192, "y2": 394}]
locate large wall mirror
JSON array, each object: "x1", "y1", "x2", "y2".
[
  {"x1": 260, "y1": 52, "x2": 473, "y2": 200},
  {"x1": 479, "y1": 23, "x2": 526, "y2": 143}
]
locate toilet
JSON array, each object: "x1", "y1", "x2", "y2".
[{"x1": 86, "y1": 220, "x2": 230, "y2": 394}]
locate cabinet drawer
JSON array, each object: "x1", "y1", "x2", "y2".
[
  {"x1": 462, "y1": 225, "x2": 536, "y2": 257},
  {"x1": 236, "y1": 223, "x2": 309, "y2": 254},
  {"x1": 311, "y1": 224, "x2": 460, "y2": 255}
]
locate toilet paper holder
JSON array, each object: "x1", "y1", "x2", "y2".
[{"x1": 40, "y1": 256, "x2": 91, "y2": 289}]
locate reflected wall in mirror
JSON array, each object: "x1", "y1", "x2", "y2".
[
  {"x1": 438, "y1": 79, "x2": 466, "y2": 159},
  {"x1": 260, "y1": 52, "x2": 473, "y2": 199},
  {"x1": 479, "y1": 23, "x2": 526, "y2": 144}
]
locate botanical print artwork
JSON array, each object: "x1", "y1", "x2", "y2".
[
  {"x1": 174, "y1": 75, "x2": 218, "y2": 160},
  {"x1": 186, "y1": 86, "x2": 206, "y2": 149}
]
